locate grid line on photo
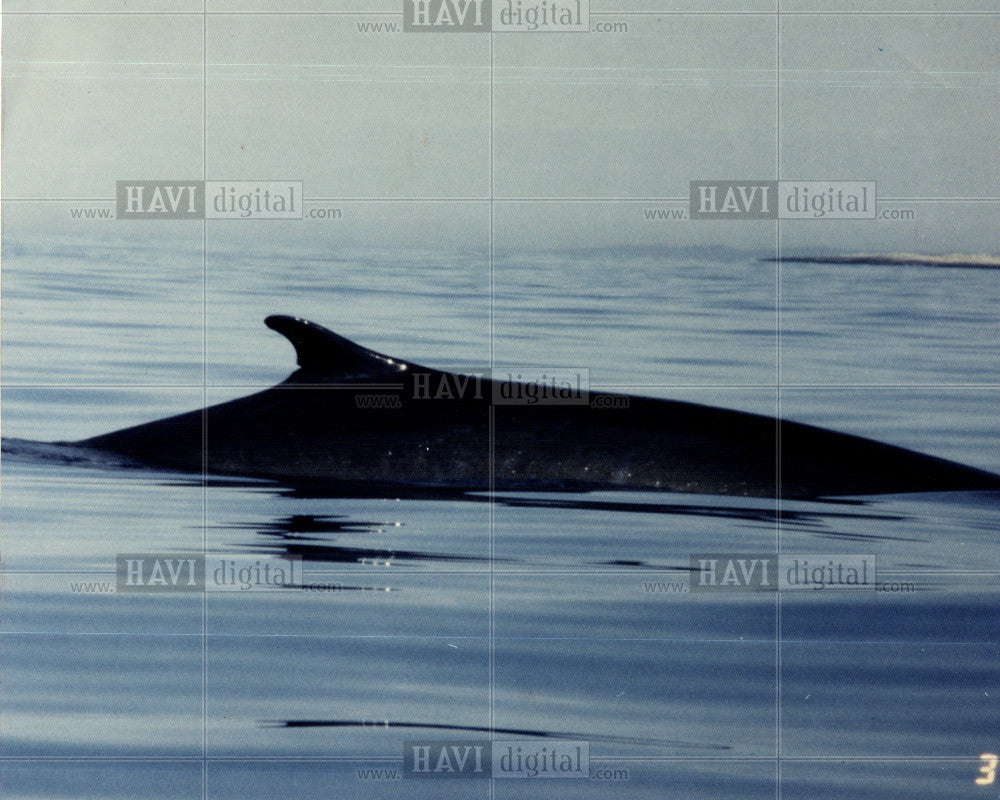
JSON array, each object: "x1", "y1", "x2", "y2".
[
  {"x1": 7, "y1": 195, "x2": 1000, "y2": 202},
  {"x1": 0, "y1": 753, "x2": 987, "y2": 761},
  {"x1": 488, "y1": 25, "x2": 498, "y2": 766},
  {"x1": 6, "y1": 10, "x2": 1000, "y2": 15},
  {"x1": 6, "y1": 629, "x2": 999, "y2": 644},
  {"x1": 774, "y1": 9, "x2": 785, "y2": 776},
  {"x1": 8, "y1": 567, "x2": 1000, "y2": 577},
  {"x1": 4, "y1": 382, "x2": 1000, "y2": 389},
  {"x1": 201, "y1": 7, "x2": 210, "y2": 797}
]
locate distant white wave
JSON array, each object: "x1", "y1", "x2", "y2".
[{"x1": 770, "y1": 252, "x2": 1000, "y2": 270}]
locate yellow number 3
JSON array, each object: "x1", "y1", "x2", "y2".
[{"x1": 976, "y1": 753, "x2": 998, "y2": 785}]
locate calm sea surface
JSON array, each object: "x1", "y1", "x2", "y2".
[{"x1": 2, "y1": 236, "x2": 998, "y2": 799}]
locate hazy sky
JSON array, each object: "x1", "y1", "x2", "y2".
[{"x1": 3, "y1": 2, "x2": 999, "y2": 254}]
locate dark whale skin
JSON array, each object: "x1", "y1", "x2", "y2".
[{"x1": 78, "y1": 316, "x2": 1000, "y2": 500}]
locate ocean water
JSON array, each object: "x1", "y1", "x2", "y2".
[{"x1": 1, "y1": 236, "x2": 999, "y2": 799}]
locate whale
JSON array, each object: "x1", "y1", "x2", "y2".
[{"x1": 76, "y1": 315, "x2": 1000, "y2": 499}]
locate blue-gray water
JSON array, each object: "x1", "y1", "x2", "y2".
[{"x1": 2, "y1": 236, "x2": 998, "y2": 799}]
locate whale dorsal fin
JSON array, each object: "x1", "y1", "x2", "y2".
[{"x1": 265, "y1": 315, "x2": 422, "y2": 381}]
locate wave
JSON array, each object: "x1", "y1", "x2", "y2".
[
  {"x1": 767, "y1": 252, "x2": 1000, "y2": 270},
  {"x1": 266, "y1": 718, "x2": 730, "y2": 749}
]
